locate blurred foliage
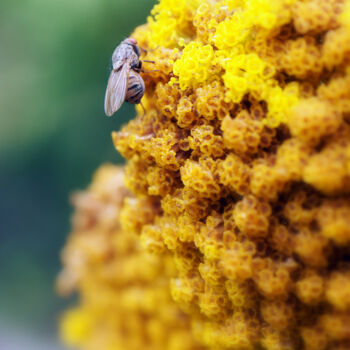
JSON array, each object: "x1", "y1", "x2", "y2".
[{"x1": 0, "y1": 0, "x2": 154, "y2": 340}]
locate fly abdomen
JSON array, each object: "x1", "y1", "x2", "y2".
[{"x1": 125, "y1": 71, "x2": 145, "y2": 104}]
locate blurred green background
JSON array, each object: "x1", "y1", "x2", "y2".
[{"x1": 0, "y1": 0, "x2": 154, "y2": 348}]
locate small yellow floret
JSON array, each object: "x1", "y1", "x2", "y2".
[
  {"x1": 60, "y1": 309, "x2": 92, "y2": 347},
  {"x1": 173, "y1": 42, "x2": 215, "y2": 90}
]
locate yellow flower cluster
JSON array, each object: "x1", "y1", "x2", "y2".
[
  {"x1": 59, "y1": 0, "x2": 350, "y2": 349},
  {"x1": 57, "y1": 165, "x2": 203, "y2": 350}
]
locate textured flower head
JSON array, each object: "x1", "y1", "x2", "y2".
[{"x1": 59, "y1": 1, "x2": 350, "y2": 349}]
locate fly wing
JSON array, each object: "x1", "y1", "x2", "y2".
[{"x1": 104, "y1": 63, "x2": 129, "y2": 117}]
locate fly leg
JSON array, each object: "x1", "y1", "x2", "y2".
[
  {"x1": 140, "y1": 69, "x2": 160, "y2": 73},
  {"x1": 141, "y1": 60, "x2": 155, "y2": 64},
  {"x1": 140, "y1": 101, "x2": 146, "y2": 116}
]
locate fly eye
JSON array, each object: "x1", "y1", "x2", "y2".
[{"x1": 128, "y1": 38, "x2": 137, "y2": 45}]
